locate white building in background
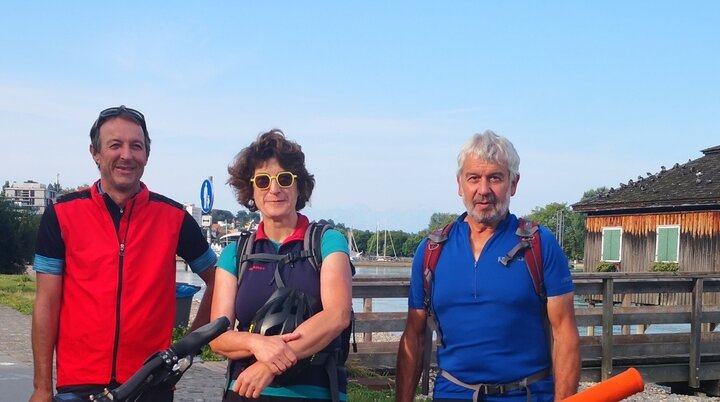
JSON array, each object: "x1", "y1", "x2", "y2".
[
  {"x1": 2, "y1": 181, "x2": 57, "y2": 214},
  {"x1": 184, "y1": 204, "x2": 203, "y2": 227}
]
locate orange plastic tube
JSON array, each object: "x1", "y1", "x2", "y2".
[{"x1": 563, "y1": 368, "x2": 645, "y2": 402}]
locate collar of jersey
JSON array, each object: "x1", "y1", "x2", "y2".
[
  {"x1": 255, "y1": 213, "x2": 310, "y2": 245},
  {"x1": 91, "y1": 179, "x2": 148, "y2": 208},
  {"x1": 457, "y1": 210, "x2": 515, "y2": 232}
]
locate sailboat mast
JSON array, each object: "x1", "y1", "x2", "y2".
[
  {"x1": 383, "y1": 228, "x2": 387, "y2": 258},
  {"x1": 376, "y1": 223, "x2": 380, "y2": 258}
]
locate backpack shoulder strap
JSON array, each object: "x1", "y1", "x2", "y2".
[
  {"x1": 422, "y1": 222, "x2": 454, "y2": 300},
  {"x1": 304, "y1": 221, "x2": 356, "y2": 402},
  {"x1": 235, "y1": 230, "x2": 256, "y2": 286},
  {"x1": 420, "y1": 221, "x2": 454, "y2": 395},
  {"x1": 499, "y1": 218, "x2": 545, "y2": 299},
  {"x1": 517, "y1": 218, "x2": 552, "y2": 369},
  {"x1": 519, "y1": 218, "x2": 545, "y2": 300},
  {"x1": 304, "y1": 222, "x2": 330, "y2": 274}
]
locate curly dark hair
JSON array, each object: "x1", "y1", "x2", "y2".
[{"x1": 228, "y1": 129, "x2": 315, "y2": 212}]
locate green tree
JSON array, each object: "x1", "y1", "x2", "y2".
[
  {"x1": 395, "y1": 212, "x2": 460, "y2": 258},
  {"x1": 428, "y1": 212, "x2": 459, "y2": 232},
  {"x1": 365, "y1": 231, "x2": 399, "y2": 257},
  {"x1": 402, "y1": 232, "x2": 425, "y2": 256},
  {"x1": 581, "y1": 186, "x2": 609, "y2": 201},
  {"x1": 524, "y1": 203, "x2": 584, "y2": 261},
  {"x1": 350, "y1": 229, "x2": 372, "y2": 253},
  {"x1": 0, "y1": 197, "x2": 39, "y2": 274},
  {"x1": 235, "y1": 210, "x2": 261, "y2": 227},
  {"x1": 59, "y1": 184, "x2": 91, "y2": 195},
  {"x1": 211, "y1": 209, "x2": 235, "y2": 224}
]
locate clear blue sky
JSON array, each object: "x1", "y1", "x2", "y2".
[{"x1": 1, "y1": 2, "x2": 717, "y2": 232}]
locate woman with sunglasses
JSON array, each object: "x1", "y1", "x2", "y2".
[{"x1": 210, "y1": 130, "x2": 353, "y2": 402}]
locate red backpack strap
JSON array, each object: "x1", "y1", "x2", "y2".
[
  {"x1": 422, "y1": 222, "x2": 454, "y2": 308},
  {"x1": 518, "y1": 218, "x2": 545, "y2": 300},
  {"x1": 420, "y1": 221, "x2": 453, "y2": 395},
  {"x1": 518, "y1": 218, "x2": 552, "y2": 368}
]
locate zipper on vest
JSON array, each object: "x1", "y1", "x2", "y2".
[{"x1": 110, "y1": 201, "x2": 134, "y2": 384}]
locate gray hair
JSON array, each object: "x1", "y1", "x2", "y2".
[{"x1": 457, "y1": 130, "x2": 520, "y2": 181}]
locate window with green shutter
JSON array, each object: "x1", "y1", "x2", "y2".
[
  {"x1": 656, "y1": 225, "x2": 680, "y2": 262},
  {"x1": 601, "y1": 227, "x2": 622, "y2": 262}
]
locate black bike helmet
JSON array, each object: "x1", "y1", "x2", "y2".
[
  {"x1": 249, "y1": 287, "x2": 319, "y2": 385},
  {"x1": 249, "y1": 287, "x2": 318, "y2": 336}
]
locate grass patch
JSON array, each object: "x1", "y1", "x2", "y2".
[
  {"x1": 346, "y1": 362, "x2": 431, "y2": 401},
  {"x1": 0, "y1": 274, "x2": 36, "y2": 315},
  {"x1": 347, "y1": 381, "x2": 395, "y2": 401}
]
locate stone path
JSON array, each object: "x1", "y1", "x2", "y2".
[{"x1": 0, "y1": 303, "x2": 226, "y2": 401}]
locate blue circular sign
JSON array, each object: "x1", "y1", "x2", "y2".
[{"x1": 200, "y1": 179, "x2": 214, "y2": 214}]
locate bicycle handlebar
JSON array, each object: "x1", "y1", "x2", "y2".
[
  {"x1": 109, "y1": 316, "x2": 230, "y2": 401},
  {"x1": 171, "y1": 316, "x2": 230, "y2": 357},
  {"x1": 109, "y1": 355, "x2": 165, "y2": 401}
]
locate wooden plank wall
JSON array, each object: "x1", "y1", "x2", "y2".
[{"x1": 583, "y1": 211, "x2": 720, "y2": 276}]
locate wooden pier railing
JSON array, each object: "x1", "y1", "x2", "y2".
[{"x1": 350, "y1": 272, "x2": 720, "y2": 395}]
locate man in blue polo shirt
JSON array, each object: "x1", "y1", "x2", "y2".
[{"x1": 396, "y1": 131, "x2": 580, "y2": 401}]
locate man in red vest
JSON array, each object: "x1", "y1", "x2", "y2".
[{"x1": 30, "y1": 106, "x2": 217, "y2": 402}]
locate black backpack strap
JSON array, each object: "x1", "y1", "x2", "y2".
[
  {"x1": 304, "y1": 222, "x2": 329, "y2": 273},
  {"x1": 498, "y1": 218, "x2": 545, "y2": 299},
  {"x1": 236, "y1": 226, "x2": 310, "y2": 289},
  {"x1": 498, "y1": 220, "x2": 537, "y2": 267},
  {"x1": 235, "y1": 230, "x2": 255, "y2": 286},
  {"x1": 306, "y1": 221, "x2": 350, "y2": 402}
]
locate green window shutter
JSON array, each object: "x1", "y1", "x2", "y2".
[
  {"x1": 602, "y1": 229, "x2": 621, "y2": 261},
  {"x1": 657, "y1": 227, "x2": 679, "y2": 262}
]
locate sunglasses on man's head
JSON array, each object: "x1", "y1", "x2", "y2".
[
  {"x1": 251, "y1": 172, "x2": 298, "y2": 189},
  {"x1": 92, "y1": 105, "x2": 147, "y2": 133}
]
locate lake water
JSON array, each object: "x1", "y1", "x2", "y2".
[
  {"x1": 176, "y1": 263, "x2": 411, "y2": 313},
  {"x1": 177, "y1": 263, "x2": 695, "y2": 334}
]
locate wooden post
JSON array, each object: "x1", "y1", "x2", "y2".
[
  {"x1": 363, "y1": 297, "x2": 373, "y2": 342},
  {"x1": 622, "y1": 295, "x2": 631, "y2": 335},
  {"x1": 601, "y1": 278, "x2": 614, "y2": 381},
  {"x1": 689, "y1": 278, "x2": 703, "y2": 389},
  {"x1": 587, "y1": 300, "x2": 595, "y2": 336}
]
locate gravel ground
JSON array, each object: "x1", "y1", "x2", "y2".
[
  {"x1": 369, "y1": 331, "x2": 720, "y2": 401},
  {"x1": 580, "y1": 382, "x2": 720, "y2": 401}
]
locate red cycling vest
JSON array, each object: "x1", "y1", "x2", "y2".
[{"x1": 53, "y1": 181, "x2": 186, "y2": 387}]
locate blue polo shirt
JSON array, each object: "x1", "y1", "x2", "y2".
[{"x1": 408, "y1": 212, "x2": 573, "y2": 401}]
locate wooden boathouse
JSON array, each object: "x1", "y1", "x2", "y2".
[
  {"x1": 571, "y1": 145, "x2": 720, "y2": 306},
  {"x1": 572, "y1": 145, "x2": 720, "y2": 276}
]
